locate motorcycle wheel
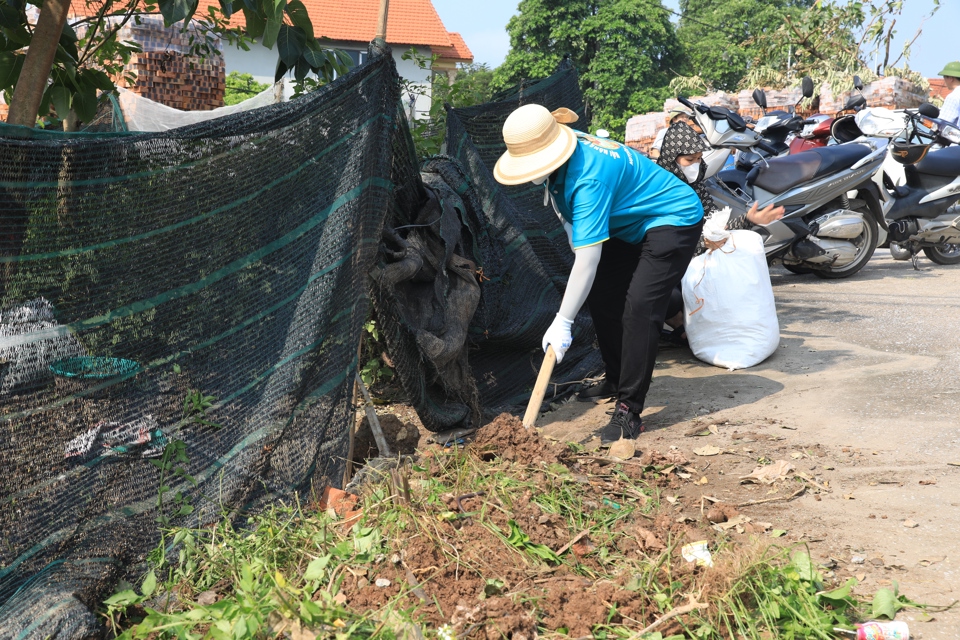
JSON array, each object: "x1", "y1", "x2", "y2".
[
  {"x1": 922, "y1": 244, "x2": 960, "y2": 265},
  {"x1": 889, "y1": 242, "x2": 912, "y2": 261},
  {"x1": 814, "y1": 213, "x2": 878, "y2": 279},
  {"x1": 783, "y1": 264, "x2": 814, "y2": 275}
]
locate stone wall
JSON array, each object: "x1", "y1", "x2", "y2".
[{"x1": 626, "y1": 77, "x2": 928, "y2": 154}]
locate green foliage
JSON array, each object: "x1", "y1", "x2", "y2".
[
  {"x1": 493, "y1": 0, "x2": 683, "y2": 139},
  {"x1": 149, "y1": 439, "x2": 196, "y2": 568},
  {"x1": 717, "y1": 549, "x2": 860, "y2": 638},
  {"x1": 359, "y1": 319, "x2": 394, "y2": 389},
  {"x1": 1, "y1": 0, "x2": 351, "y2": 127},
  {"x1": 102, "y1": 505, "x2": 386, "y2": 638},
  {"x1": 183, "y1": 388, "x2": 220, "y2": 429},
  {"x1": 504, "y1": 519, "x2": 561, "y2": 564},
  {"x1": 677, "y1": 0, "x2": 814, "y2": 92},
  {"x1": 223, "y1": 71, "x2": 269, "y2": 106},
  {"x1": 743, "y1": 0, "x2": 939, "y2": 95},
  {"x1": 400, "y1": 49, "x2": 495, "y2": 158}
]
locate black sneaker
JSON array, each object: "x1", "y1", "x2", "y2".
[
  {"x1": 658, "y1": 326, "x2": 687, "y2": 349},
  {"x1": 599, "y1": 402, "x2": 644, "y2": 446},
  {"x1": 577, "y1": 379, "x2": 617, "y2": 402}
]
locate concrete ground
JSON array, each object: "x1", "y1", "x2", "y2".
[{"x1": 537, "y1": 251, "x2": 960, "y2": 638}]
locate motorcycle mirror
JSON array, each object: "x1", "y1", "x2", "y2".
[
  {"x1": 801, "y1": 76, "x2": 814, "y2": 99},
  {"x1": 752, "y1": 88, "x2": 767, "y2": 110},
  {"x1": 842, "y1": 95, "x2": 867, "y2": 111},
  {"x1": 918, "y1": 102, "x2": 941, "y2": 119},
  {"x1": 853, "y1": 75, "x2": 864, "y2": 91}
]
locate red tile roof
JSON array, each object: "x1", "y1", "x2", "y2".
[
  {"x1": 929, "y1": 78, "x2": 951, "y2": 100},
  {"x1": 69, "y1": 0, "x2": 471, "y2": 59},
  {"x1": 431, "y1": 32, "x2": 473, "y2": 63}
]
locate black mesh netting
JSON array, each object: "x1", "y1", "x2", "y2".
[
  {"x1": 0, "y1": 50, "x2": 600, "y2": 637},
  {"x1": 0, "y1": 47, "x2": 405, "y2": 637},
  {"x1": 373, "y1": 57, "x2": 602, "y2": 430}
]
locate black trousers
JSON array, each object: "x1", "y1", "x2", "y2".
[{"x1": 586, "y1": 221, "x2": 703, "y2": 413}]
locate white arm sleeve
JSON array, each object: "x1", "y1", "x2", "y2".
[{"x1": 558, "y1": 244, "x2": 603, "y2": 321}]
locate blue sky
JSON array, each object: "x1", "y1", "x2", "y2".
[{"x1": 432, "y1": 0, "x2": 955, "y2": 78}]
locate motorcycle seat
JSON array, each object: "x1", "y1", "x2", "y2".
[
  {"x1": 749, "y1": 144, "x2": 871, "y2": 194},
  {"x1": 915, "y1": 146, "x2": 960, "y2": 177}
]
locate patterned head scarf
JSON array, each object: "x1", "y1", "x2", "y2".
[{"x1": 656, "y1": 121, "x2": 718, "y2": 215}]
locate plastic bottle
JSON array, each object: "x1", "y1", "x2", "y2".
[{"x1": 857, "y1": 621, "x2": 909, "y2": 640}]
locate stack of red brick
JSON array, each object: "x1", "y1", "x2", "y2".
[
  {"x1": 115, "y1": 16, "x2": 225, "y2": 112},
  {"x1": 123, "y1": 51, "x2": 225, "y2": 111}
]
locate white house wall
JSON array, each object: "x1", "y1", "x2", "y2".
[{"x1": 220, "y1": 40, "x2": 433, "y2": 118}]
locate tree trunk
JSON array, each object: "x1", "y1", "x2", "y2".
[{"x1": 7, "y1": 0, "x2": 71, "y2": 127}]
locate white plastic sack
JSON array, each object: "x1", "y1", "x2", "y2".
[{"x1": 681, "y1": 215, "x2": 779, "y2": 370}]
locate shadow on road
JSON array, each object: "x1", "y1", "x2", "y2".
[{"x1": 641, "y1": 371, "x2": 785, "y2": 433}]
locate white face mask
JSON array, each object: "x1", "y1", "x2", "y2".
[
  {"x1": 531, "y1": 175, "x2": 548, "y2": 185},
  {"x1": 680, "y1": 162, "x2": 702, "y2": 184}
]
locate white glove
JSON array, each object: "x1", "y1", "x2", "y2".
[
  {"x1": 542, "y1": 313, "x2": 574, "y2": 363},
  {"x1": 563, "y1": 221, "x2": 574, "y2": 251}
]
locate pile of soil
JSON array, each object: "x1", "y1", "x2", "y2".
[
  {"x1": 470, "y1": 413, "x2": 564, "y2": 464},
  {"x1": 339, "y1": 413, "x2": 723, "y2": 638}
]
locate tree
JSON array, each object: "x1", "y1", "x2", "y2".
[
  {"x1": 677, "y1": 0, "x2": 814, "y2": 92},
  {"x1": 493, "y1": 0, "x2": 683, "y2": 139},
  {"x1": 224, "y1": 71, "x2": 270, "y2": 105},
  {"x1": 1, "y1": 0, "x2": 350, "y2": 129},
  {"x1": 742, "y1": 0, "x2": 939, "y2": 93},
  {"x1": 399, "y1": 50, "x2": 495, "y2": 157}
]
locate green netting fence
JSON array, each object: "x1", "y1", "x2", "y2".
[{"x1": 0, "y1": 47, "x2": 598, "y2": 639}]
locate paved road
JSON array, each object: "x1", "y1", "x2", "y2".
[{"x1": 540, "y1": 251, "x2": 960, "y2": 637}]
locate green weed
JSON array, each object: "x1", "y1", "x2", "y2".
[{"x1": 103, "y1": 436, "x2": 946, "y2": 639}]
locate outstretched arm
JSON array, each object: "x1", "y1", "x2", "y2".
[{"x1": 543, "y1": 244, "x2": 603, "y2": 362}]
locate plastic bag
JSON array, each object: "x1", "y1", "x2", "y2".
[
  {"x1": 0, "y1": 298, "x2": 86, "y2": 396},
  {"x1": 681, "y1": 218, "x2": 779, "y2": 370}
]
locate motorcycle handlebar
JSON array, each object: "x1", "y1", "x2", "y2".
[
  {"x1": 676, "y1": 95, "x2": 696, "y2": 110},
  {"x1": 802, "y1": 119, "x2": 818, "y2": 125},
  {"x1": 756, "y1": 140, "x2": 779, "y2": 155}
]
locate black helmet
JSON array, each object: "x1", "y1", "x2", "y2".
[
  {"x1": 890, "y1": 141, "x2": 930, "y2": 165},
  {"x1": 830, "y1": 115, "x2": 862, "y2": 143}
]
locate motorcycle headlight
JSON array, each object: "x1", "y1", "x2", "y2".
[{"x1": 944, "y1": 127, "x2": 960, "y2": 145}]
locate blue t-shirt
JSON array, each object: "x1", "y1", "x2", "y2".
[{"x1": 549, "y1": 133, "x2": 704, "y2": 249}]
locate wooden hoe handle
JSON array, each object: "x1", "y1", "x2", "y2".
[{"x1": 522, "y1": 346, "x2": 557, "y2": 429}]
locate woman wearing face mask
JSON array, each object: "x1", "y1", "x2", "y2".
[
  {"x1": 655, "y1": 122, "x2": 784, "y2": 345},
  {"x1": 494, "y1": 104, "x2": 705, "y2": 445}
]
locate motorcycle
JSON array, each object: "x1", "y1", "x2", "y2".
[
  {"x1": 751, "y1": 79, "x2": 809, "y2": 157},
  {"x1": 790, "y1": 76, "x2": 867, "y2": 154},
  {"x1": 677, "y1": 93, "x2": 888, "y2": 279},
  {"x1": 856, "y1": 103, "x2": 960, "y2": 266}
]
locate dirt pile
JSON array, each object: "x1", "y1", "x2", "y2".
[
  {"x1": 470, "y1": 412, "x2": 565, "y2": 464},
  {"x1": 338, "y1": 413, "x2": 717, "y2": 638}
]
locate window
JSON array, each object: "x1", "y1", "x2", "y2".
[{"x1": 343, "y1": 50, "x2": 368, "y2": 68}]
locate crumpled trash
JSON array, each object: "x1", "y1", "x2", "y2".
[
  {"x1": 740, "y1": 459, "x2": 795, "y2": 485},
  {"x1": 681, "y1": 540, "x2": 714, "y2": 567},
  {"x1": 65, "y1": 415, "x2": 167, "y2": 461}
]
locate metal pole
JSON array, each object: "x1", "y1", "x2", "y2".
[
  {"x1": 355, "y1": 372, "x2": 392, "y2": 457},
  {"x1": 375, "y1": 0, "x2": 390, "y2": 41}
]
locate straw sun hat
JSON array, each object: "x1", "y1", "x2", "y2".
[{"x1": 493, "y1": 105, "x2": 580, "y2": 185}]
